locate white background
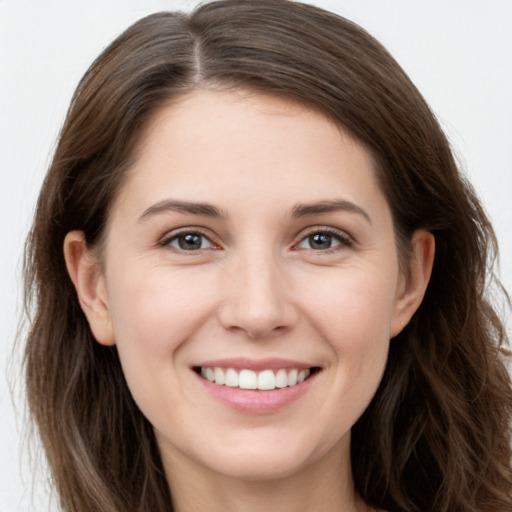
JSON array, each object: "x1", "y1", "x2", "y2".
[{"x1": 1, "y1": 1, "x2": 511, "y2": 510}]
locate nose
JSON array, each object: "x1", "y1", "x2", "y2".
[{"x1": 218, "y1": 250, "x2": 298, "y2": 339}]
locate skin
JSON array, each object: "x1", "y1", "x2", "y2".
[{"x1": 65, "y1": 89, "x2": 434, "y2": 512}]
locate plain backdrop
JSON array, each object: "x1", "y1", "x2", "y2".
[{"x1": 1, "y1": 1, "x2": 511, "y2": 510}]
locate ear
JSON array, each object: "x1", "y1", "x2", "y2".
[
  {"x1": 390, "y1": 230, "x2": 435, "y2": 337},
  {"x1": 63, "y1": 231, "x2": 115, "y2": 346}
]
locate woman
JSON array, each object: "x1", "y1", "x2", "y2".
[{"x1": 23, "y1": 0, "x2": 512, "y2": 511}]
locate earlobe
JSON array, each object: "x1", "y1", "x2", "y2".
[
  {"x1": 391, "y1": 230, "x2": 435, "y2": 337},
  {"x1": 63, "y1": 231, "x2": 115, "y2": 346}
]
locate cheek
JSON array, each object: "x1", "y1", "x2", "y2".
[
  {"x1": 105, "y1": 265, "x2": 219, "y2": 374},
  {"x1": 302, "y1": 263, "x2": 399, "y2": 348},
  {"x1": 301, "y1": 264, "x2": 397, "y2": 409},
  {"x1": 104, "y1": 265, "x2": 223, "y2": 425}
]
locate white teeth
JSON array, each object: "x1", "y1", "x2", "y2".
[
  {"x1": 225, "y1": 368, "x2": 239, "y2": 387},
  {"x1": 213, "y1": 367, "x2": 225, "y2": 385},
  {"x1": 275, "y1": 369, "x2": 288, "y2": 388},
  {"x1": 287, "y1": 369, "x2": 298, "y2": 386},
  {"x1": 257, "y1": 369, "x2": 275, "y2": 390},
  {"x1": 199, "y1": 366, "x2": 314, "y2": 390},
  {"x1": 239, "y1": 369, "x2": 257, "y2": 389}
]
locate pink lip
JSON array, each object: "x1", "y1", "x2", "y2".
[
  {"x1": 193, "y1": 363, "x2": 320, "y2": 414},
  {"x1": 194, "y1": 357, "x2": 314, "y2": 372}
]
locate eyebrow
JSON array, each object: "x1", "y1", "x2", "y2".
[
  {"x1": 138, "y1": 199, "x2": 227, "y2": 222},
  {"x1": 291, "y1": 199, "x2": 372, "y2": 224},
  {"x1": 138, "y1": 198, "x2": 371, "y2": 224}
]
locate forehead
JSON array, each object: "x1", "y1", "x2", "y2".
[
  {"x1": 113, "y1": 88, "x2": 387, "y2": 223},
  {"x1": 135, "y1": 89, "x2": 349, "y2": 164}
]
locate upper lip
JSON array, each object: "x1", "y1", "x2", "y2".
[{"x1": 194, "y1": 358, "x2": 317, "y2": 372}]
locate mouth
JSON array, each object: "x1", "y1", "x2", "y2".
[
  {"x1": 193, "y1": 366, "x2": 321, "y2": 391},
  {"x1": 192, "y1": 360, "x2": 322, "y2": 413}
]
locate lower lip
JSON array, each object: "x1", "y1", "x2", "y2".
[{"x1": 195, "y1": 371, "x2": 318, "y2": 414}]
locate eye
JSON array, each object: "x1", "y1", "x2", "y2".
[
  {"x1": 296, "y1": 229, "x2": 352, "y2": 251},
  {"x1": 162, "y1": 231, "x2": 215, "y2": 251}
]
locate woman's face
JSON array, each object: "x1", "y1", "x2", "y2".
[{"x1": 69, "y1": 89, "x2": 431, "y2": 484}]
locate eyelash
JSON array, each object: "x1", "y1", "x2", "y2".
[
  {"x1": 158, "y1": 227, "x2": 354, "y2": 254},
  {"x1": 159, "y1": 229, "x2": 219, "y2": 253},
  {"x1": 293, "y1": 227, "x2": 354, "y2": 253}
]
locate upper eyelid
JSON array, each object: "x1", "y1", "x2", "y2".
[
  {"x1": 159, "y1": 227, "x2": 219, "y2": 247},
  {"x1": 295, "y1": 225, "x2": 354, "y2": 243}
]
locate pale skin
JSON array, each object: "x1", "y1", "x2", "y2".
[{"x1": 64, "y1": 89, "x2": 434, "y2": 512}]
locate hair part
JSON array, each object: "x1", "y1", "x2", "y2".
[{"x1": 23, "y1": 1, "x2": 512, "y2": 511}]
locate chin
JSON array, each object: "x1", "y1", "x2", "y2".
[
  {"x1": 194, "y1": 429, "x2": 346, "y2": 483},
  {"x1": 210, "y1": 451, "x2": 311, "y2": 482}
]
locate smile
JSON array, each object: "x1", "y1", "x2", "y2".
[
  {"x1": 193, "y1": 361, "x2": 321, "y2": 413},
  {"x1": 199, "y1": 367, "x2": 314, "y2": 391}
]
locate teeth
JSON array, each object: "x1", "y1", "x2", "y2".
[
  {"x1": 225, "y1": 368, "x2": 239, "y2": 387},
  {"x1": 239, "y1": 369, "x2": 257, "y2": 389},
  {"x1": 199, "y1": 367, "x2": 312, "y2": 390},
  {"x1": 214, "y1": 367, "x2": 225, "y2": 385},
  {"x1": 287, "y1": 369, "x2": 298, "y2": 386},
  {"x1": 257, "y1": 369, "x2": 275, "y2": 390},
  {"x1": 275, "y1": 369, "x2": 288, "y2": 388}
]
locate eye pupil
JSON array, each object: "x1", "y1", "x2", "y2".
[
  {"x1": 309, "y1": 233, "x2": 332, "y2": 249},
  {"x1": 179, "y1": 233, "x2": 202, "y2": 250}
]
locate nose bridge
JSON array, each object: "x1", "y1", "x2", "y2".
[{"x1": 219, "y1": 243, "x2": 296, "y2": 338}]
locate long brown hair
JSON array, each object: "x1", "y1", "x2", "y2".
[{"x1": 23, "y1": 1, "x2": 512, "y2": 510}]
